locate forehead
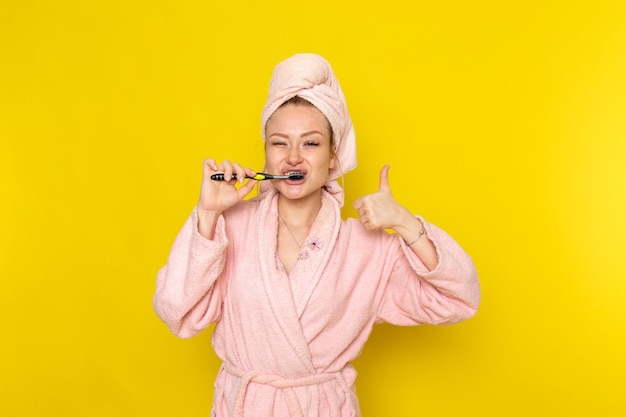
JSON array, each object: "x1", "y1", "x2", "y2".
[{"x1": 265, "y1": 104, "x2": 331, "y2": 136}]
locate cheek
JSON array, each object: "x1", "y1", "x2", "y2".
[{"x1": 264, "y1": 149, "x2": 279, "y2": 165}]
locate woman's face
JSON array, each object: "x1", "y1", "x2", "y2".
[{"x1": 265, "y1": 104, "x2": 335, "y2": 203}]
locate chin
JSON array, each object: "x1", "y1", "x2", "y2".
[{"x1": 279, "y1": 187, "x2": 320, "y2": 201}]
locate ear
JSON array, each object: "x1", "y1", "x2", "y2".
[{"x1": 329, "y1": 153, "x2": 336, "y2": 170}]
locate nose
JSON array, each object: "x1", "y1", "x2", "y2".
[{"x1": 286, "y1": 145, "x2": 302, "y2": 165}]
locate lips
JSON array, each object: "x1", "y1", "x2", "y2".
[{"x1": 280, "y1": 170, "x2": 305, "y2": 182}]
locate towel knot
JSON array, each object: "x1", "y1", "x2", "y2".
[{"x1": 266, "y1": 53, "x2": 335, "y2": 92}]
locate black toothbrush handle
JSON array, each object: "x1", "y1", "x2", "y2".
[{"x1": 210, "y1": 173, "x2": 271, "y2": 181}]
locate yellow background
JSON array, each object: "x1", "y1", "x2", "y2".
[{"x1": 2, "y1": 1, "x2": 625, "y2": 416}]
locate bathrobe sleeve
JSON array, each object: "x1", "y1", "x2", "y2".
[
  {"x1": 376, "y1": 218, "x2": 481, "y2": 326},
  {"x1": 153, "y1": 208, "x2": 229, "y2": 338}
]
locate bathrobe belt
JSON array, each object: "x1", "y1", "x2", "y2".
[{"x1": 222, "y1": 362, "x2": 351, "y2": 417}]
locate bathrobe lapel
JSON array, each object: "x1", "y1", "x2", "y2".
[
  {"x1": 257, "y1": 192, "x2": 313, "y2": 372},
  {"x1": 256, "y1": 191, "x2": 341, "y2": 372},
  {"x1": 287, "y1": 192, "x2": 342, "y2": 318}
]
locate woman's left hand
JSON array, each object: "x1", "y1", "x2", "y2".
[
  {"x1": 354, "y1": 165, "x2": 438, "y2": 270},
  {"x1": 353, "y1": 165, "x2": 415, "y2": 231}
]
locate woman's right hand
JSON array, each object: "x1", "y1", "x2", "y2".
[{"x1": 196, "y1": 158, "x2": 258, "y2": 238}]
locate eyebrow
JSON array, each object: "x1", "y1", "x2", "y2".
[{"x1": 268, "y1": 130, "x2": 325, "y2": 139}]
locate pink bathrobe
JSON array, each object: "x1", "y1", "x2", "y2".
[{"x1": 153, "y1": 189, "x2": 480, "y2": 417}]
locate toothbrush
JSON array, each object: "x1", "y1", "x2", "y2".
[{"x1": 210, "y1": 172, "x2": 305, "y2": 181}]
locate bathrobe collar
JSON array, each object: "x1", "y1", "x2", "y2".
[{"x1": 256, "y1": 188, "x2": 342, "y2": 372}]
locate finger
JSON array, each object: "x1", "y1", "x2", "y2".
[
  {"x1": 245, "y1": 167, "x2": 257, "y2": 178},
  {"x1": 203, "y1": 158, "x2": 218, "y2": 173},
  {"x1": 219, "y1": 160, "x2": 234, "y2": 181},
  {"x1": 378, "y1": 165, "x2": 391, "y2": 193},
  {"x1": 232, "y1": 162, "x2": 245, "y2": 184},
  {"x1": 237, "y1": 176, "x2": 258, "y2": 199},
  {"x1": 353, "y1": 197, "x2": 363, "y2": 210},
  {"x1": 363, "y1": 218, "x2": 377, "y2": 231}
]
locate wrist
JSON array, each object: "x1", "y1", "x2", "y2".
[
  {"x1": 405, "y1": 227, "x2": 425, "y2": 246},
  {"x1": 197, "y1": 206, "x2": 221, "y2": 218},
  {"x1": 196, "y1": 207, "x2": 221, "y2": 240},
  {"x1": 396, "y1": 217, "x2": 425, "y2": 246}
]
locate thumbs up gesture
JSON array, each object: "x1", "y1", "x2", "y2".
[{"x1": 353, "y1": 165, "x2": 414, "y2": 231}]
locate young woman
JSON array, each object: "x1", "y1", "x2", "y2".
[{"x1": 154, "y1": 53, "x2": 480, "y2": 417}]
